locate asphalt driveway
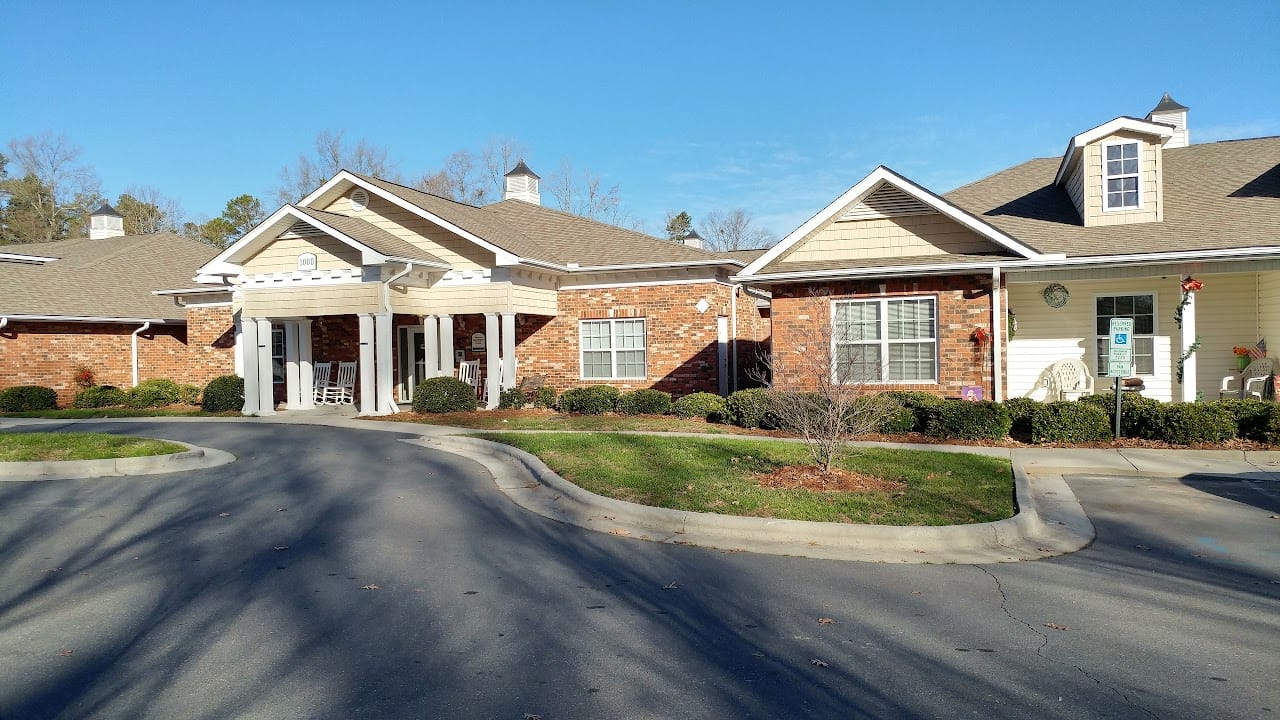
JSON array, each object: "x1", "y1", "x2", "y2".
[{"x1": 0, "y1": 421, "x2": 1276, "y2": 719}]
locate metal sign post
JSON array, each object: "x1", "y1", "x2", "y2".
[{"x1": 1107, "y1": 318, "x2": 1135, "y2": 440}]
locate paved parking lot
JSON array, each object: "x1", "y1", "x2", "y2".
[{"x1": 0, "y1": 421, "x2": 1276, "y2": 719}]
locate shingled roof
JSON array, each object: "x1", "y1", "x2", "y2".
[
  {"x1": 0, "y1": 233, "x2": 219, "y2": 321},
  {"x1": 944, "y1": 136, "x2": 1280, "y2": 257},
  {"x1": 291, "y1": 206, "x2": 449, "y2": 266}
]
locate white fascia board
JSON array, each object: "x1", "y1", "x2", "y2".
[
  {"x1": 152, "y1": 287, "x2": 234, "y2": 296},
  {"x1": 302, "y1": 171, "x2": 520, "y2": 263},
  {"x1": 738, "y1": 166, "x2": 1041, "y2": 278},
  {"x1": 1003, "y1": 246, "x2": 1280, "y2": 272},
  {"x1": 0, "y1": 252, "x2": 59, "y2": 264},
  {"x1": 384, "y1": 256, "x2": 453, "y2": 271},
  {"x1": 733, "y1": 260, "x2": 1007, "y2": 283},
  {"x1": 570, "y1": 259, "x2": 740, "y2": 273},
  {"x1": 201, "y1": 204, "x2": 391, "y2": 272},
  {"x1": 1053, "y1": 117, "x2": 1176, "y2": 186}
]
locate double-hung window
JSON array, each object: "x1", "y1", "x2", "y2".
[
  {"x1": 833, "y1": 297, "x2": 937, "y2": 383},
  {"x1": 1103, "y1": 141, "x2": 1141, "y2": 210},
  {"x1": 1095, "y1": 294, "x2": 1155, "y2": 375},
  {"x1": 580, "y1": 318, "x2": 646, "y2": 379},
  {"x1": 270, "y1": 327, "x2": 286, "y2": 384}
]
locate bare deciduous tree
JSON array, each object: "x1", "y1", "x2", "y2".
[
  {"x1": 547, "y1": 158, "x2": 624, "y2": 222},
  {"x1": 481, "y1": 137, "x2": 528, "y2": 195},
  {"x1": 416, "y1": 150, "x2": 489, "y2": 204},
  {"x1": 702, "y1": 208, "x2": 776, "y2": 251},
  {"x1": 275, "y1": 129, "x2": 399, "y2": 204},
  {"x1": 755, "y1": 288, "x2": 899, "y2": 474},
  {"x1": 2, "y1": 132, "x2": 102, "y2": 243},
  {"x1": 117, "y1": 185, "x2": 184, "y2": 234}
]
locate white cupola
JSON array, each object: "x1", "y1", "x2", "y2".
[
  {"x1": 503, "y1": 160, "x2": 541, "y2": 205},
  {"x1": 89, "y1": 202, "x2": 125, "y2": 239},
  {"x1": 1146, "y1": 92, "x2": 1189, "y2": 149},
  {"x1": 683, "y1": 228, "x2": 704, "y2": 249}
]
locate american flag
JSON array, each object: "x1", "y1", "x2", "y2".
[{"x1": 1249, "y1": 338, "x2": 1267, "y2": 359}]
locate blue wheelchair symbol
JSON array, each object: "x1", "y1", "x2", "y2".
[{"x1": 1114, "y1": 333, "x2": 1129, "y2": 345}]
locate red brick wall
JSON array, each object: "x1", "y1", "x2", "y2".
[
  {"x1": 514, "y1": 283, "x2": 740, "y2": 397},
  {"x1": 0, "y1": 306, "x2": 236, "y2": 406},
  {"x1": 768, "y1": 275, "x2": 1004, "y2": 399}
]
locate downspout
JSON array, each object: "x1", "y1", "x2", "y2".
[
  {"x1": 131, "y1": 321, "x2": 152, "y2": 388},
  {"x1": 381, "y1": 262, "x2": 414, "y2": 413},
  {"x1": 0, "y1": 317, "x2": 8, "y2": 332},
  {"x1": 730, "y1": 286, "x2": 738, "y2": 393},
  {"x1": 991, "y1": 267, "x2": 1003, "y2": 402}
]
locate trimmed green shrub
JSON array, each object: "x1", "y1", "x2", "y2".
[
  {"x1": 1214, "y1": 398, "x2": 1274, "y2": 442},
  {"x1": 532, "y1": 385, "x2": 557, "y2": 409},
  {"x1": 0, "y1": 385, "x2": 58, "y2": 412},
  {"x1": 1160, "y1": 403, "x2": 1236, "y2": 445},
  {"x1": 73, "y1": 385, "x2": 128, "y2": 408},
  {"x1": 1004, "y1": 397, "x2": 1045, "y2": 440},
  {"x1": 921, "y1": 399, "x2": 1012, "y2": 441},
  {"x1": 672, "y1": 392, "x2": 727, "y2": 421},
  {"x1": 725, "y1": 388, "x2": 778, "y2": 429},
  {"x1": 879, "y1": 390, "x2": 945, "y2": 432},
  {"x1": 179, "y1": 384, "x2": 201, "y2": 405},
  {"x1": 127, "y1": 378, "x2": 183, "y2": 408},
  {"x1": 874, "y1": 404, "x2": 917, "y2": 434},
  {"x1": 412, "y1": 377, "x2": 478, "y2": 413},
  {"x1": 616, "y1": 389, "x2": 672, "y2": 415},
  {"x1": 1081, "y1": 392, "x2": 1165, "y2": 438},
  {"x1": 558, "y1": 386, "x2": 619, "y2": 415},
  {"x1": 201, "y1": 375, "x2": 244, "y2": 412},
  {"x1": 1031, "y1": 401, "x2": 1111, "y2": 444},
  {"x1": 497, "y1": 387, "x2": 527, "y2": 409}
]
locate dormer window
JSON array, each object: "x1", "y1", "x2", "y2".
[{"x1": 1104, "y1": 141, "x2": 1141, "y2": 210}]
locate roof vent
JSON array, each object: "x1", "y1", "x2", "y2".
[
  {"x1": 503, "y1": 160, "x2": 542, "y2": 205},
  {"x1": 89, "y1": 203, "x2": 125, "y2": 239},
  {"x1": 349, "y1": 188, "x2": 369, "y2": 212}
]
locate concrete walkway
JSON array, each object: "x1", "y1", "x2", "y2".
[{"x1": 4, "y1": 412, "x2": 1277, "y2": 564}]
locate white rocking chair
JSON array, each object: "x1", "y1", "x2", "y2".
[
  {"x1": 321, "y1": 361, "x2": 357, "y2": 405},
  {"x1": 311, "y1": 362, "x2": 333, "y2": 404},
  {"x1": 457, "y1": 360, "x2": 481, "y2": 397},
  {"x1": 1220, "y1": 358, "x2": 1274, "y2": 399},
  {"x1": 1044, "y1": 358, "x2": 1095, "y2": 401}
]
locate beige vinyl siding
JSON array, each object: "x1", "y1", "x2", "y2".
[
  {"x1": 1006, "y1": 278, "x2": 1175, "y2": 401},
  {"x1": 242, "y1": 283, "x2": 380, "y2": 317},
  {"x1": 1192, "y1": 272, "x2": 1263, "y2": 399},
  {"x1": 1064, "y1": 163, "x2": 1084, "y2": 220},
  {"x1": 392, "y1": 283, "x2": 558, "y2": 316},
  {"x1": 323, "y1": 193, "x2": 494, "y2": 271},
  {"x1": 242, "y1": 235, "x2": 361, "y2": 274},
  {"x1": 782, "y1": 212, "x2": 1001, "y2": 264},
  {"x1": 1259, "y1": 273, "x2": 1280, "y2": 347},
  {"x1": 1081, "y1": 131, "x2": 1162, "y2": 226}
]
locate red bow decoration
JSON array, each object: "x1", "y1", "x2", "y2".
[
  {"x1": 970, "y1": 327, "x2": 991, "y2": 346},
  {"x1": 1180, "y1": 277, "x2": 1203, "y2": 293}
]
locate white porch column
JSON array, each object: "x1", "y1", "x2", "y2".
[
  {"x1": 1180, "y1": 285, "x2": 1197, "y2": 402},
  {"x1": 299, "y1": 319, "x2": 314, "y2": 410},
  {"x1": 422, "y1": 315, "x2": 439, "y2": 379},
  {"x1": 358, "y1": 314, "x2": 376, "y2": 415},
  {"x1": 240, "y1": 316, "x2": 259, "y2": 415},
  {"x1": 233, "y1": 316, "x2": 244, "y2": 377},
  {"x1": 255, "y1": 318, "x2": 275, "y2": 415},
  {"x1": 717, "y1": 316, "x2": 729, "y2": 396},
  {"x1": 375, "y1": 312, "x2": 396, "y2": 415},
  {"x1": 439, "y1": 314, "x2": 455, "y2": 378},
  {"x1": 485, "y1": 313, "x2": 501, "y2": 409},
  {"x1": 501, "y1": 312, "x2": 517, "y2": 390},
  {"x1": 284, "y1": 321, "x2": 302, "y2": 410}
]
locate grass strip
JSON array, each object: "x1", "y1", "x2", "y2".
[
  {"x1": 479, "y1": 432, "x2": 1013, "y2": 525},
  {"x1": 379, "y1": 410, "x2": 742, "y2": 434},
  {"x1": 0, "y1": 432, "x2": 187, "y2": 462}
]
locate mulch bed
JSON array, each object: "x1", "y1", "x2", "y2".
[{"x1": 753, "y1": 465, "x2": 906, "y2": 493}]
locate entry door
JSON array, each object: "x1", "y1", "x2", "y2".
[{"x1": 397, "y1": 327, "x2": 427, "y2": 402}]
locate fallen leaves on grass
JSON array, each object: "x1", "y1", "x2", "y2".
[{"x1": 754, "y1": 465, "x2": 905, "y2": 493}]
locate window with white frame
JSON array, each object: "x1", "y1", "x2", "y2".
[
  {"x1": 270, "y1": 327, "x2": 285, "y2": 384},
  {"x1": 1095, "y1": 294, "x2": 1155, "y2": 375},
  {"x1": 833, "y1": 297, "x2": 937, "y2": 383},
  {"x1": 580, "y1": 318, "x2": 647, "y2": 379},
  {"x1": 1103, "y1": 141, "x2": 1141, "y2": 210}
]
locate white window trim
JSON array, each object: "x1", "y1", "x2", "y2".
[
  {"x1": 578, "y1": 318, "x2": 648, "y2": 380},
  {"x1": 270, "y1": 327, "x2": 286, "y2": 385},
  {"x1": 1093, "y1": 291, "x2": 1159, "y2": 377},
  {"x1": 1101, "y1": 140, "x2": 1142, "y2": 212},
  {"x1": 831, "y1": 295, "x2": 938, "y2": 385}
]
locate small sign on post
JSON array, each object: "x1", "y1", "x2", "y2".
[{"x1": 1107, "y1": 318, "x2": 1135, "y2": 439}]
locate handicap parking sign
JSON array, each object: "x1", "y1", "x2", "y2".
[
  {"x1": 1107, "y1": 318, "x2": 1134, "y2": 376},
  {"x1": 1114, "y1": 333, "x2": 1128, "y2": 345}
]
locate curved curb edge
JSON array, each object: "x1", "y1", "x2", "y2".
[{"x1": 0, "y1": 441, "x2": 236, "y2": 481}]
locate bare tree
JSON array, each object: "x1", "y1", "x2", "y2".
[
  {"x1": 480, "y1": 137, "x2": 528, "y2": 195},
  {"x1": 547, "y1": 158, "x2": 623, "y2": 221},
  {"x1": 416, "y1": 150, "x2": 489, "y2": 204},
  {"x1": 755, "y1": 288, "x2": 899, "y2": 474},
  {"x1": 2, "y1": 132, "x2": 102, "y2": 243},
  {"x1": 702, "y1": 208, "x2": 776, "y2": 251},
  {"x1": 275, "y1": 129, "x2": 399, "y2": 204},
  {"x1": 117, "y1": 185, "x2": 184, "y2": 234}
]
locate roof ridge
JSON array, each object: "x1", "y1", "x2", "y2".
[
  {"x1": 489, "y1": 198, "x2": 718, "y2": 256},
  {"x1": 346, "y1": 170, "x2": 487, "y2": 210}
]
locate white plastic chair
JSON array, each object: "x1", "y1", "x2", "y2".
[
  {"x1": 311, "y1": 362, "x2": 333, "y2": 404},
  {"x1": 1220, "y1": 358, "x2": 1274, "y2": 399},
  {"x1": 322, "y1": 361, "x2": 357, "y2": 405},
  {"x1": 457, "y1": 360, "x2": 481, "y2": 397},
  {"x1": 1044, "y1": 358, "x2": 1095, "y2": 401}
]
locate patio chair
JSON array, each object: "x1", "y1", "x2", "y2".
[
  {"x1": 311, "y1": 361, "x2": 333, "y2": 404},
  {"x1": 321, "y1": 361, "x2": 357, "y2": 405},
  {"x1": 1220, "y1": 358, "x2": 1274, "y2": 399},
  {"x1": 1044, "y1": 358, "x2": 1095, "y2": 401},
  {"x1": 457, "y1": 360, "x2": 481, "y2": 397}
]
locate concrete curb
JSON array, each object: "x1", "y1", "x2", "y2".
[
  {"x1": 0, "y1": 440, "x2": 236, "y2": 481},
  {"x1": 410, "y1": 435, "x2": 1095, "y2": 564}
]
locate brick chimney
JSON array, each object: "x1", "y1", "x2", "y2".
[{"x1": 89, "y1": 202, "x2": 125, "y2": 239}]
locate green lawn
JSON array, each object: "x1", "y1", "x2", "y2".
[
  {"x1": 479, "y1": 433, "x2": 1014, "y2": 525},
  {"x1": 0, "y1": 432, "x2": 187, "y2": 461},
  {"x1": 380, "y1": 410, "x2": 747, "y2": 434},
  {"x1": 0, "y1": 408, "x2": 217, "y2": 419}
]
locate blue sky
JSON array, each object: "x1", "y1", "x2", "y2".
[{"x1": 3, "y1": 0, "x2": 1277, "y2": 240}]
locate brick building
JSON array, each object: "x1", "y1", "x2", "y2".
[{"x1": 0, "y1": 208, "x2": 236, "y2": 406}]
